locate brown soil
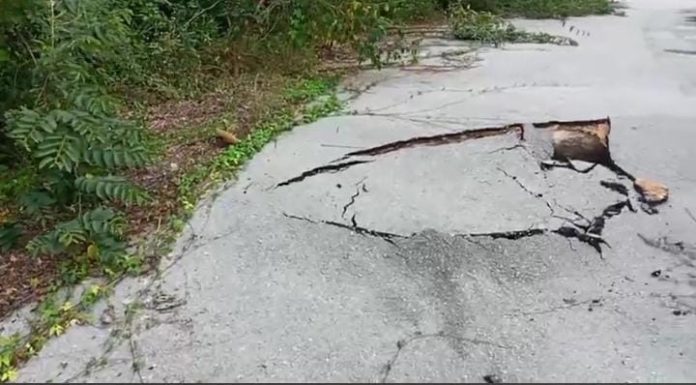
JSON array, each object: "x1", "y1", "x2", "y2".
[{"x1": 0, "y1": 251, "x2": 58, "y2": 316}]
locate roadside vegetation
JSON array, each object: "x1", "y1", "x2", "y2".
[
  {"x1": 0, "y1": 0, "x2": 613, "y2": 381},
  {"x1": 460, "y1": 0, "x2": 614, "y2": 18}
]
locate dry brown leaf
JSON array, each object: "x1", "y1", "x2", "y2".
[{"x1": 216, "y1": 129, "x2": 239, "y2": 145}]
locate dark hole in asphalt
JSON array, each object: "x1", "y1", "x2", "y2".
[{"x1": 533, "y1": 117, "x2": 634, "y2": 179}]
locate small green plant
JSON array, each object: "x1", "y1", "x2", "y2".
[
  {"x1": 57, "y1": 258, "x2": 90, "y2": 286},
  {"x1": 0, "y1": 335, "x2": 20, "y2": 382},
  {"x1": 449, "y1": 5, "x2": 511, "y2": 44},
  {"x1": 302, "y1": 95, "x2": 342, "y2": 124},
  {"x1": 80, "y1": 284, "x2": 107, "y2": 306},
  {"x1": 284, "y1": 78, "x2": 338, "y2": 104},
  {"x1": 28, "y1": 208, "x2": 126, "y2": 257},
  {"x1": 74, "y1": 176, "x2": 149, "y2": 205}
]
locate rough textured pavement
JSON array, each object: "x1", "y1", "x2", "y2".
[{"x1": 10, "y1": 0, "x2": 696, "y2": 382}]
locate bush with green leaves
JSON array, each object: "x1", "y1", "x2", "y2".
[
  {"x1": 448, "y1": 5, "x2": 578, "y2": 45},
  {"x1": 1, "y1": 0, "x2": 149, "y2": 262},
  {"x1": 448, "y1": 5, "x2": 513, "y2": 43}
]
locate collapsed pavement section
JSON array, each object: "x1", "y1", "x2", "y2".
[{"x1": 277, "y1": 117, "x2": 668, "y2": 256}]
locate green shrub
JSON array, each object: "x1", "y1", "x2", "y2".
[
  {"x1": 1, "y1": 0, "x2": 149, "y2": 262},
  {"x1": 449, "y1": 5, "x2": 513, "y2": 43},
  {"x1": 448, "y1": 5, "x2": 578, "y2": 45}
]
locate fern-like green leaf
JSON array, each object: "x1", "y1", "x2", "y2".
[
  {"x1": 18, "y1": 190, "x2": 57, "y2": 216},
  {"x1": 79, "y1": 207, "x2": 125, "y2": 237},
  {"x1": 5, "y1": 107, "x2": 55, "y2": 150},
  {"x1": 0, "y1": 223, "x2": 22, "y2": 252},
  {"x1": 75, "y1": 175, "x2": 149, "y2": 205},
  {"x1": 35, "y1": 134, "x2": 82, "y2": 171},
  {"x1": 56, "y1": 220, "x2": 88, "y2": 247},
  {"x1": 27, "y1": 231, "x2": 63, "y2": 256},
  {"x1": 26, "y1": 207, "x2": 126, "y2": 257},
  {"x1": 83, "y1": 146, "x2": 148, "y2": 169}
]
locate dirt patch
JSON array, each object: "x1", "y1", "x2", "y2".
[
  {"x1": 0, "y1": 251, "x2": 58, "y2": 316},
  {"x1": 147, "y1": 93, "x2": 232, "y2": 134},
  {"x1": 124, "y1": 74, "x2": 291, "y2": 235}
]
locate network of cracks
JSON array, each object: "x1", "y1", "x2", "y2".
[{"x1": 278, "y1": 117, "x2": 671, "y2": 256}]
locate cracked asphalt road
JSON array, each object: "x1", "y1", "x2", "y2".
[{"x1": 13, "y1": 0, "x2": 696, "y2": 382}]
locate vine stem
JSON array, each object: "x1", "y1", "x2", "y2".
[{"x1": 49, "y1": 0, "x2": 56, "y2": 48}]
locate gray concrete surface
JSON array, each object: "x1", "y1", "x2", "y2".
[{"x1": 10, "y1": 0, "x2": 696, "y2": 382}]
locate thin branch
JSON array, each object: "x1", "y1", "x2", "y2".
[
  {"x1": 18, "y1": 33, "x2": 38, "y2": 65},
  {"x1": 183, "y1": 0, "x2": 223, "y2": 30}
]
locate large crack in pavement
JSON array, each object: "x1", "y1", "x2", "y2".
[
  {"x1": 278, "y1": 117, "x2": 668, "y2": 256},
  {"x1": 276, "y1": 159, "x2": 373, "y2": 187},
  {"x1": 275, "y1": 124, "x2": 524, "y2": 187},
  {"x1": 278, "y1": 117, "x2": 651, "y2": 197},
  {"x1": 338, "y1": 123, "x2": 525, "y2": 160},
  {"x1": 286, "y1": 199, "x2": 623, "y2": 256},
  {"x1": 283, "y1": 212, "x2": 405, "y2": 244}
]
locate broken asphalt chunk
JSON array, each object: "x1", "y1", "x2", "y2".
[{"x1": 634, "y1": 178, "x2": 669, "y2": 204}]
